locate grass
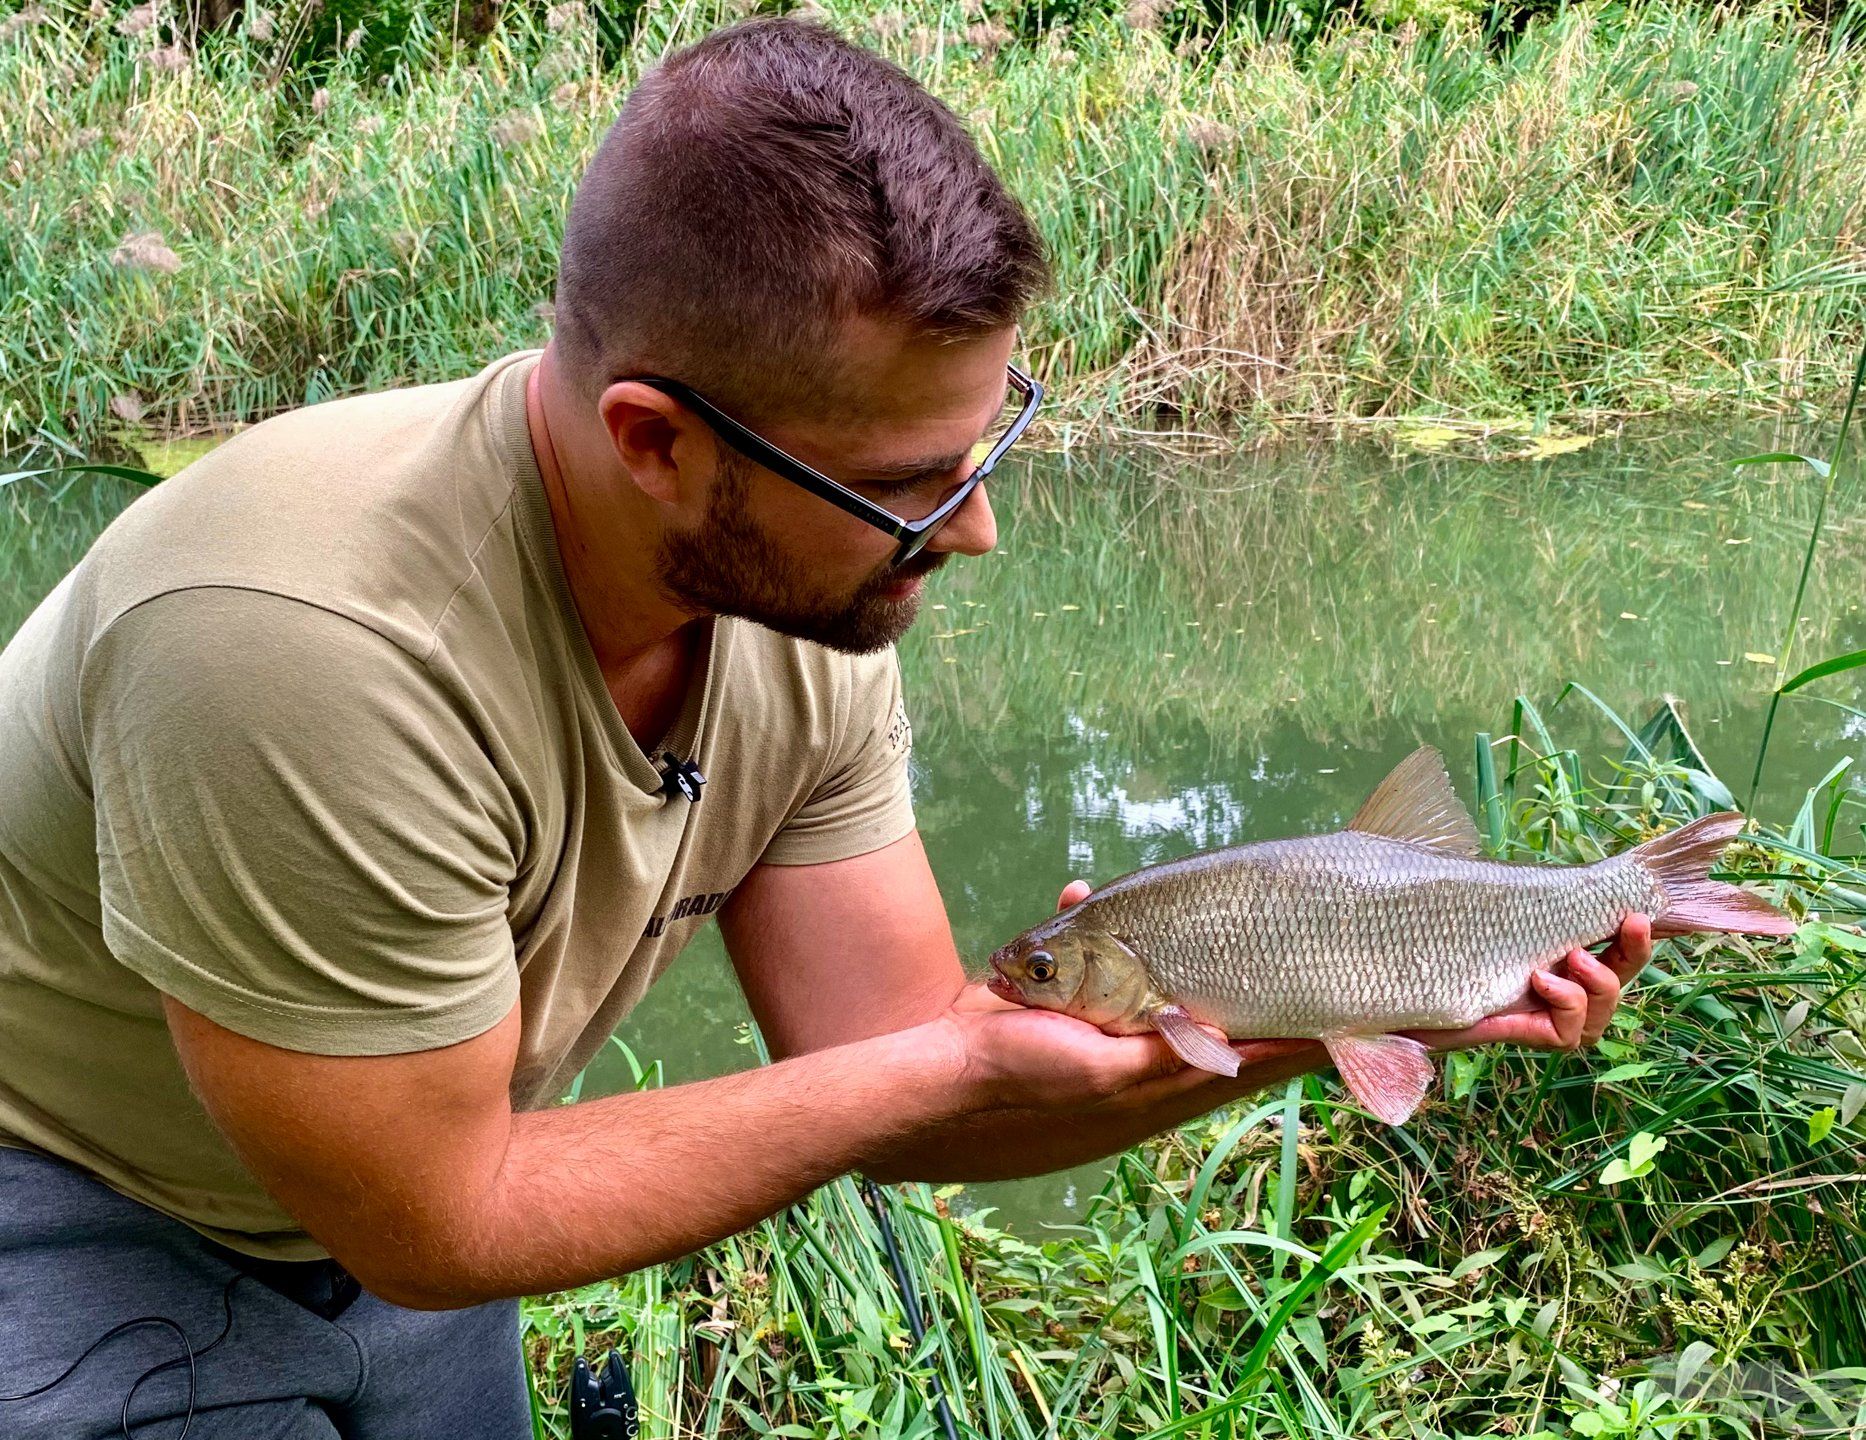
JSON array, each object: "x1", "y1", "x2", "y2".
[
  {"x1": 518, "y1": 708, "x2": 1866, "y2": 1437},
  {"x1": 6, "y1": 0, "x2": 1866, "y2": 452}
]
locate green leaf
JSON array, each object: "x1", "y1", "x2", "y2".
[
  {"x1": 0, "y1": 462, "x2": 164, "y2": 490},
  {"x1": 1601, "y1": 1157, "x2": 1639, "y2": 1185},
  {"x1": 1627, "y1": 1130, "x2": 1667, "y2": 1169},
  {"x1": 1596, "y1": 1061, "x2": 1657, "y2": 1085},
  {"x1": 1733, "y1": 451, "x2": 1832, "y2": 478},
  {"x1": 1571, "y1": 1411, "x2": 1606, "y2": 1436},
  {"x1": 1779, "y1": 648, "x2": 1866, "y2": 696},
  {"x1": 1674, "y1": 1339, "x2": 1718, "y2": 1395},
  {"x1": 1449, "y1": 1247, "x2": 1510, "y2": 1281},
  {"x1": 1809, "y1": 1107, "x2": 1838, "y2": 1144},
  {"x1": 1682, "y1": 767, "x2": 1737, "y2": 810},
  {"x1": 1447, "y1": 1049, "x2": 1484, "y2": 1099},
  {"x1": 1693, "y1": 1235, "x2": 1738, "y2": 1267}
]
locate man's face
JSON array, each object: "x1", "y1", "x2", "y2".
[{"x1": 655, "y1": 321, "x2": 1016, "y2": 654}]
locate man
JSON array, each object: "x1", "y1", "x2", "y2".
[{"x1": 0, "y1": 17, "x2": 1648, "y2": 1438}]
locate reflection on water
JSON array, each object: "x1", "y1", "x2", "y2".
[{"x1": 5, "y1": 420, "x2": 1863, "y2": 1231}]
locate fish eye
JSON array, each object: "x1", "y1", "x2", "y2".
[{"x1": 1028, "y1": 950, "x2": 1056, "y2": 983}]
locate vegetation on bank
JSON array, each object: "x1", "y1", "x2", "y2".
[{"x1": 5, "y1": 0, "x2": 1866, "y2": 452}]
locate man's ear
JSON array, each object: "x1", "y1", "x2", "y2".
[{"x1": 598, "y1": 381, "x2": 707, "y2": 508}]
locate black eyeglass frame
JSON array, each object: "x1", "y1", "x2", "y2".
[{"x1": 631, "y1": 364, "x2": 1043, "y2": 566}]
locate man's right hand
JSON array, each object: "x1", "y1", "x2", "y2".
[{"x1": 941, "y1": 990, "x2": 1318, "y2": 1115}]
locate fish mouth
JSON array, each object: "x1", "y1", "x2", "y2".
[{"x1": 985, "y1": 952, "x2": 1022, "y2": 1003}]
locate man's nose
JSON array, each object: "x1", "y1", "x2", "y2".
[{"x1": 926, "y1": 483, "x2": 997, "y2": 558}]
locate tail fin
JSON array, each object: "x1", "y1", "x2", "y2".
[{"x1": 1631, "y1": 812, "x2": 1795, "y2": 939}]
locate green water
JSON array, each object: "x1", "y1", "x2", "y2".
[{"x1": 5, "y1": 422, "x2": 1862, "y2": 1230}]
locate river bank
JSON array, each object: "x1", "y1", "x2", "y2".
[{"x1": 6, "y1": 0, "x2": 1866, "y2": 452}]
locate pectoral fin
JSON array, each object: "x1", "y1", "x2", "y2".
[
  {"x1": 1148, "y1": 1005, "x2": 1241, "y2": 1078},
  {"x1": 1323, "y1": 1032, "x2": 1435, "y2": 1125}
]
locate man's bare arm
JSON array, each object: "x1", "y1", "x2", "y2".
[{"x1": 161, "y1": 968, "x2": 1210, "y2": 1309}]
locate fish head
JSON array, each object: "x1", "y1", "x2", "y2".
[{"x1": 986, "y1": 920, "x2": 1152, "y2": 1028}]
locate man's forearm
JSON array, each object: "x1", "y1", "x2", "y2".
[
  {"x1": 399, "y1": 1022, "x2": 971, "y2": 1308},
  {"x1": 864, "y1": 1045, "x2": 1330, "y2": 1183}
]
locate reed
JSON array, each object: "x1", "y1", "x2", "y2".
[{"x1": 6, "y1": 0, "x2": 1866, "y2": 452}]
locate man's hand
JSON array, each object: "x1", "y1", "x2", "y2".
[
  {"x1": 942, "y1": 1000, "x2": 1317, "y2": 1115},
  {"x1": 1401, "y1": 912, "x2": 1652, "y2": 1053}
]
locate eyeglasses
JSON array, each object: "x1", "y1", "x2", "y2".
[{"x1": 632, "y1": 364, "x2": 1043, "y2": 566}]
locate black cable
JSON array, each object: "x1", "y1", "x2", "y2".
[
  {"x1": 861, "y1": 1178, "x2": 962, "y2": 1440},
  {"x1": 0, "y1": 1270, "x2": 254, "y2": 1440}
]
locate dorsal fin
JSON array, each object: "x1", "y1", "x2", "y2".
[{"x1": 1347, "y1": 746, "x2": 1480, "y2": 855}]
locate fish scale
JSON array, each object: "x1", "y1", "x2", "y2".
[{"x1": 1085, "y1": 834, "x2": 1664, "y2": 1036}]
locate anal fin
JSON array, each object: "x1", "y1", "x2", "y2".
[
  {"x1": 1149, "y1": 1005, "x2": 1240, "y2": 1078},
  {"x1": 1323, "y1": 1033, "x2": 1435, "y2": 1124}
]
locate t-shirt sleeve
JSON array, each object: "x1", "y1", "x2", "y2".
[
  {"x1": 81, "y1": 587, "x2": 521, "y2": 1056},
  {"x1": 758, "y1": 646, "x2": 916, "y2": 867}
]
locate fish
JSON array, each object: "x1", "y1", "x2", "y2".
[{"x1": 985, "y1": 746, "x2": 1794, "y2": 1124}]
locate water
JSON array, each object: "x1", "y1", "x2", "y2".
[{"x1": 5, "y1": 420, "x2": 1862, "y2": 1232}]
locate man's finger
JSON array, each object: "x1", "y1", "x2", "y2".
[
  {"x1": 1101, "y1": 1039, "x2": 1325, "y2": 1113},
  {"x1": 1529, "y1": 968, "x2": 1588, "y2": 1049},
  {"x1": 1564, "y1": 948, "x2": 1622, "y2": 1044},
  {"x1": 1597, "y1": 912, "x2": 1653, "y2": 982},
  {"x1": 1056, "y1": 879, "x2": 1093, "y2": 913},
  {"x1": 1231, "y1": 1037, "x2": 1322, "y2": 1065}
]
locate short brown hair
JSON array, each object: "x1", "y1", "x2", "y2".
[{"x1": 552, "y1": 17, "x2": 1049, "y2": 423}]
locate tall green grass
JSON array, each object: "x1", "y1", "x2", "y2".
[{"x1": 5, "y1": 0, "x2": 1866, "y2": 452}]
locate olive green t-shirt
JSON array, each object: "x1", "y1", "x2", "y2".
[{"x1": 0, "y1": 351, "x2": 916, "y2": 1260}]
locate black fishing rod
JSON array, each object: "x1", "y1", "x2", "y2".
[{"x1": 861, "y1": 1178, "x2": 963, "y2": 1440}]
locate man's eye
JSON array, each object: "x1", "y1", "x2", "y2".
[{"x1": 859, "y1": 474, "x2": 948, "y2": 507}]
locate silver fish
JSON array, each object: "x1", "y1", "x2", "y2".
[{"x1": 986, "y1": 746, "x2": 1794, "y2": 1123}]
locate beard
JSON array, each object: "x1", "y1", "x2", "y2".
[{"x1": 655, "y1": 454, "x2": 946, "y2": 655}]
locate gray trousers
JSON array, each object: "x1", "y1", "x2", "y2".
[{"x1": 0, "y1": 1144, "x2": 531, "y2": 1439}]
